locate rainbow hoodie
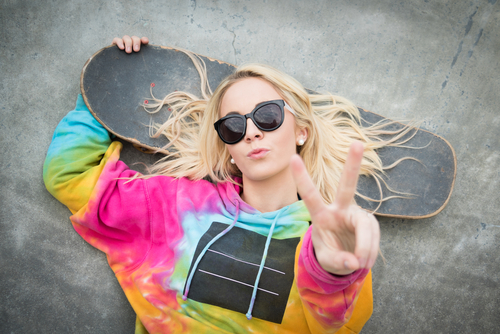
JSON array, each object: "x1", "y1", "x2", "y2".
[{"x1": 43, "y1": 95, "x2": 373, "y2": 334}]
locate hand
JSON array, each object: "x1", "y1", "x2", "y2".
[
  {"x1": 111, "y1": 35, "x2": 149, "y2": 53},
  {"x1": 291, "y1": 141, "x2": 380, "y2": 276}
]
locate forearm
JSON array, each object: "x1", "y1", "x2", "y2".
[{"x1": 296, "y1": 227, "x2": 369, "y2": 333}]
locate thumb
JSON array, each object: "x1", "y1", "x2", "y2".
[{"x1": 313, "y1": 239, "x2": 361, "y2": 274}]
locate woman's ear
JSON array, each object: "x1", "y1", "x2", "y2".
[{"x1": 296, "y1": 127, "x2": 308, "y2": 145}]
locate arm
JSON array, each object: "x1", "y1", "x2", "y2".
[
  {"x1": 43, "y1": 94, "x2": 115, "y2": 213},
  {"x1": 291, "y1": 142, "x2": 379, "y2": 332},
  {"x1": 296, "y1": 228, "x2": 370, "y2": 333},
  {"x1": 43, "y1": 95, "x2": 152, "y2": 271},
  {"x1": 44, "y1": 36, "x2": 147, "y2": 212}
]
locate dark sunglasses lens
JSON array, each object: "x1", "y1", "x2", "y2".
[
  {"x1": 254, "y1": 103, "x2": 282, "y2": 130},
  {"x1": 220, "y1": 117, "x2": 245, "y2": 143}
]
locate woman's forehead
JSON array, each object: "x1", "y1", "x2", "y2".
[{"x1": 220, "y1": 78, "x2": 281, "y2": 116}]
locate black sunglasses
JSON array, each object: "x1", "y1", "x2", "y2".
[{"x1": 214, "y1": 99, "x2": 295, "y2": 144}]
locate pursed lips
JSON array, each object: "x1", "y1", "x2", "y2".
[{"x1": 247, "y1": 148, "x2": 270, "y2": 159}]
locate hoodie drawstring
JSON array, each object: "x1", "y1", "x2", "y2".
[
  {"x1": 245, "y1": 209, "x2": 285, "y2": 320},
  {"x1": 182, "y1": 201, "x2": 241, "y2": 301}
]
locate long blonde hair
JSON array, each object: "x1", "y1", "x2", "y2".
[{"x1": 142, "y1": 50, "x2": 414, "y2": 207}]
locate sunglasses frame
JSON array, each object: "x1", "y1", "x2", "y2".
[{"x1": 214, "y1": 99, "x2": 294, "y2": 144}]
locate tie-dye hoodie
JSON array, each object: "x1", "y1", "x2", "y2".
[{"x1": 43, "y1": 95, "x2": 373, "y2": 334}]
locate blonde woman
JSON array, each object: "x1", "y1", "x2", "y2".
[{"x1": 44, "y1": 35, "x2": 382, "y2": 334}]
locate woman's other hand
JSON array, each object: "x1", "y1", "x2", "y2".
[
  {"x1": 111, "y1": 35, "x2": 149, "y2": 53},
  {"x1": 291, "y1": 141, "x2": 380, "y2": 276}
]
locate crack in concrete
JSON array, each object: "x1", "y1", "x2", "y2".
[
  {"x1": 459, "y1": 28, "x2": 483, "y2": 76},
  {"x1": 442, "y1": 3, "x2": 492, "y2": 90},
  {"x1": 457, "y1": 3, "x2": 492, "y2": 77},
  {"x1": 464, "y1": 9, "x2": 478, "y2": 36},
  {"x1": 229, "y1": 29, "x2": 237, "y2": 63},
  {"x1": 451, "y1": 41, "x2": 463, "y2": 69},
  {"x1": 450, "y1": 9, "x2": 477, "y2": 70},
  {"x1": 221, "y1": 22, "x2": 238, "y2": 63}
]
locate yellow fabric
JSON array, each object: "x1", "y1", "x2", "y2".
[
  {"x1": 135, "y1": 316, "x2": 149, "y2": 334},
  {"x1": 335, "y1": 270, "x2": 373, "y2": 334},
  {"x1": 134, "y1": 257, "x2": 373, "y2": 334},
  {"x1": 135, "y1": 271, "x2": 373, "y2": 334}
]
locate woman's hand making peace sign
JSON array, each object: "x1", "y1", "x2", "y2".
[{"x1": 291, "y1": 141, "x2": 380, "y2": 276}]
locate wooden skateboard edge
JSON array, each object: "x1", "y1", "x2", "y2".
[{"x1": 156, "y1": 44, "x2": 236, "y2": 67}]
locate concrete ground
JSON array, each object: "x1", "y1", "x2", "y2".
[{"x1": 1, "y1": 0, "x2": 499, "y2": 333}]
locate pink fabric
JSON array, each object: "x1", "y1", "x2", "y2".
[{"x1": 301, "y1": 227, "x2": 368, "y2": 288}]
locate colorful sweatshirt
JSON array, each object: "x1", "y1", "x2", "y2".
[{"x1": 43, "y1": 95, "x2": 373, "y2": 334}]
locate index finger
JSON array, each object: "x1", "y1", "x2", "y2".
[
  {"x1": 335, "y1": 141, "x2": 364, "y2": 209},
  {"x1": 290, "y1": 154, "x2": 327, "y2": 217},
  {"x1": 111, "y1": 37, "x2": 125, "y2": 50}
]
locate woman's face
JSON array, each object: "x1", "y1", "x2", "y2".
[{"x1": 219, "y1": 78, "x2": 306, "y2": 184}]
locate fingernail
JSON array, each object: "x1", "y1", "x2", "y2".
[
  {"x1": 344, "y1": 261, "x2": 349, "y2": 269},
  {"x1": 126, "y1": 47, "x2": 131, "y2": 52}
]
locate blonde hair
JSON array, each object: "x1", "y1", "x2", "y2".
[{"x1": 142, "y1": 50, "x2": 415, "y2": 209}]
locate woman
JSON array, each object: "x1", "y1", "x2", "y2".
[{"x1": 44, "y1": 35, "x2": 381, "y2": 334}]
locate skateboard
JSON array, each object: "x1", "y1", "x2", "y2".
[{"x1": 80, "y1": 45, "x2": 456, "y2": 219}]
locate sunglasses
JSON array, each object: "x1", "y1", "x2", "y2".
[{"x1": 214, "y1": 99, "x2": 295, "y2": 144}]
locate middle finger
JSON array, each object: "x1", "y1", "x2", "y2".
[
  {"x1": 335, "y1": 141, "x2": 364, "y2": 210},
  {"x1": 131, "y1": 35, "x2": 141, "y2": 52},
  {"x1": 122, "y1": 35, "x2": 132, "y2": 53}
]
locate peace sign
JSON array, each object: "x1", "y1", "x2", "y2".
[{"x1": 291, "y1": 141, "x2": 380, "y2": 276}]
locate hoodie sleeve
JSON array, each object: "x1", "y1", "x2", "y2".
[
  {"x1": 43, "y1": 94, "x2": 116, "y2": 214},
  {"x1": 43, "y1": 94, "x2": 153, "y2": 272},
  {"x1": 295, "y1": 226, "x2": 372, "y2": 334}
]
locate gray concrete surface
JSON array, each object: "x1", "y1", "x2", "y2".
[{"x1": 1, "y1": 0, "x2": 499, "y2": 333}]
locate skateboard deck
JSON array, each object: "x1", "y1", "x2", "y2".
[{"x1": 81, "y1": 45, "x2": 456, "y2": 219}]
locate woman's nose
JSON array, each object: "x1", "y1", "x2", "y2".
[{"x1": 245, "y1": 118, "x2": 263, "y2": 141}]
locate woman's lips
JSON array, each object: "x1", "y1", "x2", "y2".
[{"x1": 247, "y1": 148, "x2": 270, "y2": 159}]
